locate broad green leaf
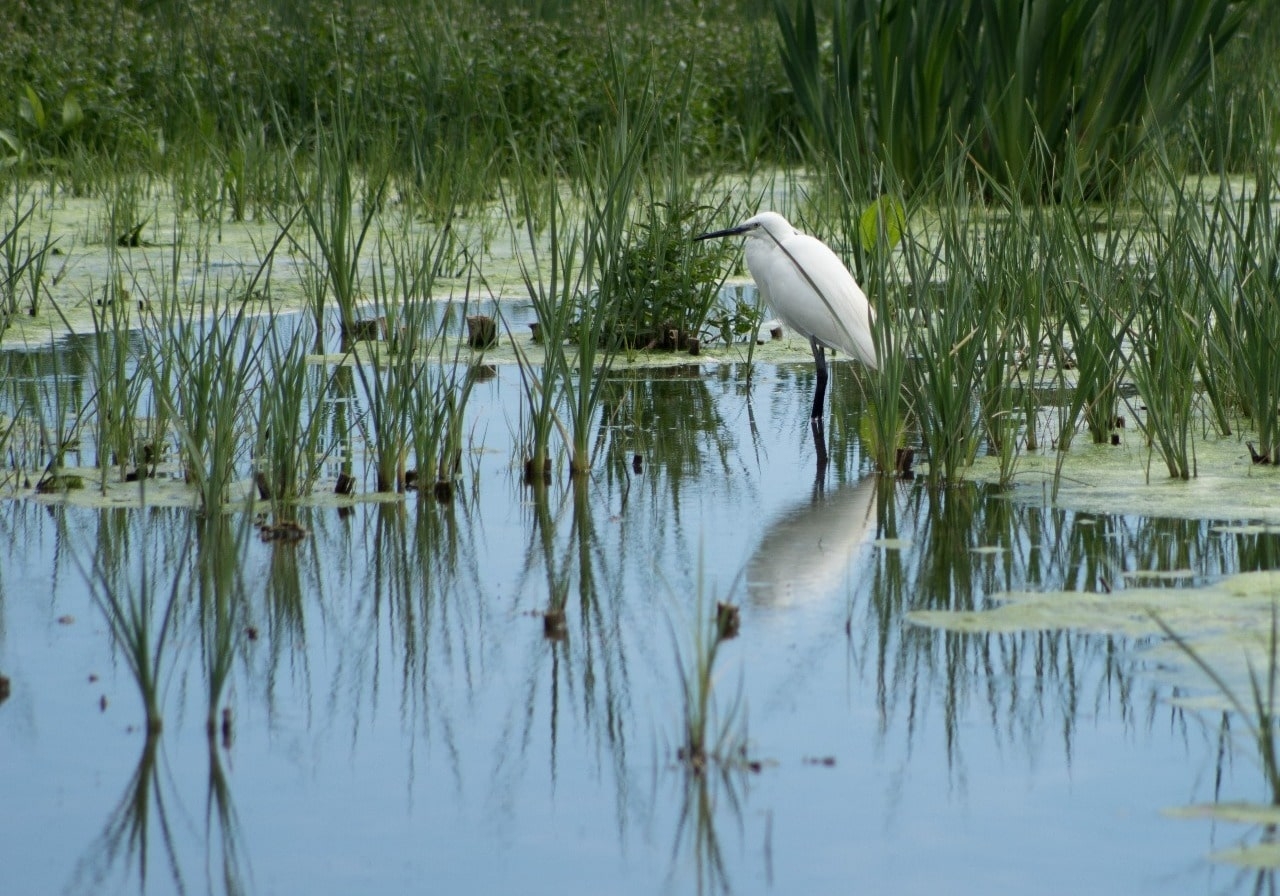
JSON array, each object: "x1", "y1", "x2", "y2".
[
  {"x1": 858, "y1": 195, "x2": 906, "y2": 251},
  {"x1": 20, "y1": 84, "x2": 45, "y2": 131},
  {"x1": 60, "y1": 93, "x2": 84, "y2": 131}
]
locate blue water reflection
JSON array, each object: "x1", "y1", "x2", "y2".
[{"x1": 2, "y1": 356, "x2": 1279, "y2": 895}]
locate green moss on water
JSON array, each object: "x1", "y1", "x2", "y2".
[{"x1": 966, "y1": 430, "x2": 1280, "y2": 523}]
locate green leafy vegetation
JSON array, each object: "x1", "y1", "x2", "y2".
[{"x1": 0, "y1": 0, "x2": 799, "y2": 179}]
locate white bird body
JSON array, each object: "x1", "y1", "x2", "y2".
[
  {"x1": 697, "y1": 211, "x2": 879, "y2": 423},
  {"x1": 738, "y1": 212, "x2": 878, "y2": 370}
]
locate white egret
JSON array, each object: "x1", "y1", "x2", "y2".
[{"x1": 696, "y1": 211, "x2": 877, "y2": 423}]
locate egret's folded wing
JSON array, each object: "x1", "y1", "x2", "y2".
[{"x1": 773, "y1": 233, "x2": 878, "y2": 369}]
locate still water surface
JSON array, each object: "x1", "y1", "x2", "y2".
[{"x1": 2, "y1": 348, "x2": 1278, "y2": 895}]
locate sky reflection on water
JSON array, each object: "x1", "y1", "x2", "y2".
[{"x1": 3, "y1": 358, "x2": 1280, "y2": 895}]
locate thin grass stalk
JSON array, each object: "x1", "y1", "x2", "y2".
[
  {"x1": 1155, "y1": 605, "x2": 1280, "y2": 805},
  {"x1": 502, "y1": 169, "x2": 578, "y2": 485}
]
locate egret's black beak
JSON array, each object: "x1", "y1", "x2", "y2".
[{"x1": 694, "y1": 222, "x2": 755, "y2": 242}]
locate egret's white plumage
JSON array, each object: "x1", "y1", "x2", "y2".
[{"x1": 697, "y1": 211, "x2": 877, "y2": 422}]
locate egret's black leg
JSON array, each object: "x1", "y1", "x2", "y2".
[
  {"x1": 810, "y1": 336, "x2": 828, "y2": 421},
  {"x1": 810, "y1": 413, "x2": 828, "y2": 478}
]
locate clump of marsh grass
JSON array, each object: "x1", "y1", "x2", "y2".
[
  {"x1": 1047, "y1": 196, "x2": 1139, "y2": 453},
  {"x1": 221, "y1": 114, "x2": 295, "y2": 225},
  {"x1": 0, "y1": 182, "x2": 57, "y2": 324},
  {"x1": 87, "y1": 288, "x2": 140, "y2": 484},
  {"x1": 899, "y1": 196, "x2": 992, "y2": 484},
  {"x1": 408, "y1": 325, "x2": 485, "y2": 502},
  {"x1": 138, "y1": 253, "x2": 272, "y2": 512},
  {"x1": 349, "y1": 218, "x2": 484, "y2": 495},
  {"x1": 344, "y1": 235, "x2": 427, "y2": 494},
  {"x1": 47, "y1": 244, "x2": 151, "y2": 488},
  {"x1": 285, "y1": 99, "x2": 384, "y2": 353},
  {"x1": 605, "y1": 198, "x2": 733, "y2": 354},
  {"x1": 1169, "y1": 138, "x2": 1280, "y2": 465},
  {"x1": 253, "y1": 315, "x2": 337, "y2": 509},
  {"x1": 1125, "y1": 260, "x2": 1200, "y2": 480}
]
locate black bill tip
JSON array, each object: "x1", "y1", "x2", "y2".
[{"x1": 694, "y1": 222, "x2": 754, "y2": 242}]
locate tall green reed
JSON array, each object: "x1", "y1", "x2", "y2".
[{"x1": 775, "y1": 0, "x2": 1252, "y2": 199}]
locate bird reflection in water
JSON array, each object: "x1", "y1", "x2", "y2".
[{"x1": 746, "y1": 474, "x2": 878, "y2": 611}]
